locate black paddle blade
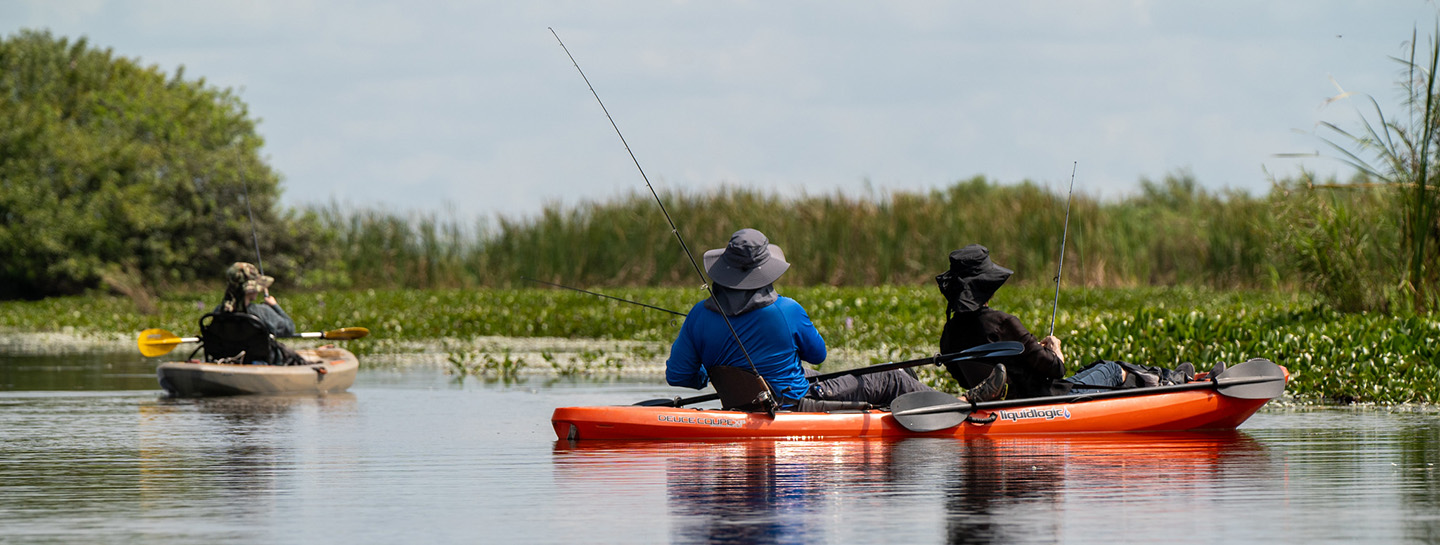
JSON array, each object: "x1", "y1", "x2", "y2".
[
  {"x1": 939, "y1": 341, "x2": 1023, "y2": 389},
  {"x1": 954, "y1": 341, "x2": 1024, "y2": 360},
  {"x1": 634, "y1": 397, "x2": 681, "y2": 407},
  {"x1": 1214, "y1": 358, "x2": 1288, "y2": 400},
  {"x1": 633, "y1": 392, "x2": 720, "y2": 407},
  {"x1": 889, "y1": 390, "x2": 973, "y2": 433}
]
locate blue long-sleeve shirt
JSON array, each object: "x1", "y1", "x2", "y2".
[{"x1": 665, "y1": 296, "x2": 826, "y2": 401}]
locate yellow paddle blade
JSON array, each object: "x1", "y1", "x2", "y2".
[
  {"x1": 138, "y1": 328, "x2": 183, "y2": 357},
  {"x1": 323, "y1": 327, "x2": 370, "y2": 340}
]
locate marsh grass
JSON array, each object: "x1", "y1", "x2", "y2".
[
  {"x1": 1312, "y1": 25, "x2": 1440, "y2": 313},
  {"x1": 315, "y1": 174, "x2": 1292, "y2": 292}
]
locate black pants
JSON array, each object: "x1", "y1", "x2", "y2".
[{"x1": 805, "y1": 368, "x2": 936, "y2": 407}]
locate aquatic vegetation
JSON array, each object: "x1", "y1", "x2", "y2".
[{"x1": 1, "y1": 286, "x2": 1434, "y2": 403}]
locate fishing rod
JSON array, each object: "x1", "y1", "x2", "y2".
[
  {"x1": 238, "y1": 154, "x2": 266, "y2": 282},
  {"x1": 1048, "y1": 161, "x2": 1077, "y2": 338},
  {"x1": 522, "y1": 277, "x2": 687, "y2": 317},
  {"x1": 550, "y1": 28, "x2": 777, "y2": 408}
]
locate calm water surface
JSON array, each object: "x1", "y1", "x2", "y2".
[{"x1": 1, "y1": 352, "x2": 1438, "y2": 544}]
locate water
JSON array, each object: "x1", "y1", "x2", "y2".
[{"x1": 1, "y1": 352, "x2": 1438, "y2": 544}]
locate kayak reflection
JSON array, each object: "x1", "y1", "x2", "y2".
[
  {"x1": 553, "y1": 431, "x2": 1270, "y2": 545},
  {"x1": 928, "y1": 431, "x2": 1270, "y2": 544},
  {"x1": 138, "y1": 393, "x2": 359, "y2": 512}
]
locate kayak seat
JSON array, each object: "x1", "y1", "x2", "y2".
[
  {"x1": 194, "y1": 311, "x2": 285, "y2": 365},
  {"x1": 707, "y1": 365, "x2": 778, "y2": 413}
]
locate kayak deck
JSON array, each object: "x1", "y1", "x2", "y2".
[
  {"x1": 156, "y1": 346, "x2": 359, "y2": 397},
  {"x1": 553, "y1": 386, "x2": 1275, "y2": 441}
]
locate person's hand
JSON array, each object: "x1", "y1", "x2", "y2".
[
  {"x1": 264, "y1": 294, "x2": 279, "y2": 306},
  {"x1": 1041, "y1": 335, "x2": 1065, "y2": 363}
]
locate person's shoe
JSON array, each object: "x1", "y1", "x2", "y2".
[
  {"x1": 968, "y1": 364, "x2": 1008, "y2": 403},
  {"x1": 1172, "y1": 362, "x2": 1196, "y2": 384},
  {"x1": 1209, "y1": 361, "x2": 1227, "y2": 380}
]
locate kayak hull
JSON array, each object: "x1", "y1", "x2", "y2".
[
  {"x1": 552, "y1": 386, "x2": 1276, "y2": 441},
  {"x1": 156, "y1": 347, "x2": 358, "y2": 397}
]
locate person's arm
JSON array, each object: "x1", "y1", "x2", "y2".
[
  {"x1": 249, "y1": 302, "x2": 296, "y2": 337},
  {"x1": 791, "y1": 303, "x2": 827, "y2": 365},
  {"x1": 999, "y1": 313, "x2": 1064, "y2": 381},
  {"x1": 1040, "y1": 335, "x2": 1065, "y2": 365},
  {"x1": 665, "y1": 314, "x2": 709, "y2": 390}
]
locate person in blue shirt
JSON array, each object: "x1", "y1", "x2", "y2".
[{"x1": 666, "y1": 228, "x2": 937, "y2": 410}]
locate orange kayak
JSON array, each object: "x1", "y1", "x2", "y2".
[{"x1": 552, "y1": 364, "x2": 1286, "y2": 441}]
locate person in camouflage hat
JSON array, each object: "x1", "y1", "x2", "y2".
[
  {"x1": 225, "y1": 262, "x2": 274, "y2": 298},
  {"x1": 217, "y1": 262, "x2": 295, "y2": 338}
]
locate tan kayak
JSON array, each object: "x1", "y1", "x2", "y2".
[{"x1": 156, "y1": 346, "x2": 358, "y2": 397}]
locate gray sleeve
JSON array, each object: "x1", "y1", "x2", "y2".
[{"x1": 247, "y1": 303, "x2": 297, "y2": 337}]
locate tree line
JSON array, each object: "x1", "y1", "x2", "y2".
[{"x1": 2, "y1": 29, "x2": 1435, "y2": 315}]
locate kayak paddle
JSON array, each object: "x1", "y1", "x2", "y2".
[
  {"x1": 889, "y1": 357, "x2": 1288, "y2": 433},
  {"x1": 633, "y1": 341, "x2": 1024, "y2": 408},
  {"x1": 137, "y1": 326, "x2": 371, "y2": 358}
]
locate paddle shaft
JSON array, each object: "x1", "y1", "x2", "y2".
[
  {"x1": 654, "y1": 354, "x2": 948, "y2": 407},
  {"x1": 638, "y1": 342, "x2": 1023, "y2": 407},
  {"x1": 892, "y1": 374, "x2": 1286, "y2": 418},
  {"x1": 138, "y1": 326, "x2": 369, "y2": 357}
]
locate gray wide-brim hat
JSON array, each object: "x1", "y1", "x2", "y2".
[
  {"x1": 703, "y1": 228, "x2": 791, "y2": 290},
  {"x1": 935, "y1": 244, "x2": 1013, "y2": 313}
]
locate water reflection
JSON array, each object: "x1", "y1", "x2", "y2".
[
  {"x1": 931, "y1": 431, "x2": 1270, "y2": 544},
  {"x1": 137, "y1": 394, "x2": 359, "y2": 518},
  {"x1": 553, "y1": 431, "x2": 1271, "y2": 545}
]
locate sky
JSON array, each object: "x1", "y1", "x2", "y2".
[{"x1": 5, "y1": 1, "x2": 1439, "y2": 222}]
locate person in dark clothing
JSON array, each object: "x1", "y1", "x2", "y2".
[
  {"x1": 667, "y1": 229, "x2": 938, "y2": 409},
  {"x1": 935, "y1": 244, "x2": 1065, "y2": 401},
  {"x1": 935, "y1": 244, "x2": 1195, "y2": 401}
]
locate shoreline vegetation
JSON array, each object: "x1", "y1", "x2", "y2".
[
  {"x1": 4, "y1": 30, "x2": 1437, "y2": 406},
  {"x1": 2, "y1": 285, "x2": 1436, "y2": 404}
]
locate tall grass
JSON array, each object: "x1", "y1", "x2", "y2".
[
  {"x1": 315, "y1": 173, "x2": 1300, "y2": 292},
  {"x1": 1315, "y1": 26, "x2": 1440, "y2": 313}
]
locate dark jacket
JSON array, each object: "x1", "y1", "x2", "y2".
[
  {"x1": 212, "y1": 302, "x2": 296, "y2": 337},
  {"x1": 939, "y1": 307, "x2": 1064, "y2": 400}
]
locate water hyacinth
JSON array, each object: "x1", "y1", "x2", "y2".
[{"x1": 2, "y1": 285, "x2": 1435, "y2": 403}]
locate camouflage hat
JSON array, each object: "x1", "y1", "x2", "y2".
[{"x1": 226, "y1": 262, "x2": 274, "y2": 294}]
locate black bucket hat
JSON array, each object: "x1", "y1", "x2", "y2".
[
  {"x1": 935, "y1": 244, "x2": 1013, "y2": 315},
  {"x1": 703, "y1": 229, "x2": 790, "y2": 290}
]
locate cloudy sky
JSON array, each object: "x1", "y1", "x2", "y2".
[{"x1": 5, "y1": 1, "x2": 1438, "y2": 221}]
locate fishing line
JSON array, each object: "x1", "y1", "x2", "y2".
[
  {"x1": 1048, "y1": 161, "x2": 1077, "y2": 339},
  {"x1": 240, "y1": 178, "x2": 264, "y2": 276},
  {"x1": 522, "y1": 277, "x2": 687, "y2": 317},
  {"x1": 550, "y1": 28, "x2": 776, "y2": 408},
  {"x1": 237, "y1": 152, "x2": 269, "y2": 299}
]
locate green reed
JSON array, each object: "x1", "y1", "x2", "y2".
[{"x1": 312, "y1": 173, "x2": 1298, "y2": 292}]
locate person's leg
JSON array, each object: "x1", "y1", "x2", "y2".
[
  {"x1": 809, "y1": 374, "x2": 865, "y2": 402},
  {"x1": 810, "y1": 370, "x2": 935, "y2": 406},
  {"x1": 1064, "y1": 361, "x2": 1126, "y2": 393},
  {"x1": 857, "y1": 369, "x2": 936, "y2": 406}
]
